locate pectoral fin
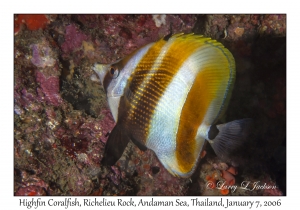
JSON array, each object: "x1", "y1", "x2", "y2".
[{"x1": 130, "y1": 134, "x2": 148, "y2": 151}]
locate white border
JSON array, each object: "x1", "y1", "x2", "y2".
[{"x1": 3, "y1": 1, "x2": 295, "y2": 209}]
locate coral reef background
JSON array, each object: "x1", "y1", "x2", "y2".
[{"x1": 14, "y1": 14, "x2": 286, "y2": 196}]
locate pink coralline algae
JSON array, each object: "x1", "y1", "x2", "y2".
[
  {"x1": 61, "y1": 24, "x2": 88, "y2": 55},
  {"x1": 14, "y1": 171, "x2": 49, "y2": 196},
  {"x1": 115, "y1": 146, "x2": 189, "y2": 196},
  {"x1": 35, "y1": 71, "x2": 62, "y2": 107},
  {"x1": 31, "y1": 44, "x2": 55, "y2": 68},
  {"x1": 75, "y1": 14, "x2": 197, "y2": 63},
  {"x1": 15, "y1": 185, "x2": 47, "y2": 196},
  {"x1": 97, "y1": 110, "x2": 116, "y2": 145},
  {"x1": 207, "y1": 14, "x2": 286, "y2": 41},
  {"x1": 109, "y1": 166, "x2": 122, "y2": 185},
  {"x1": 259, "y1": 15, "x2": 286, "y2": 35}
]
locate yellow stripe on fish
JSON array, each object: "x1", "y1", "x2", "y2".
[
  {"x1": 176, "y1": 43, "x2": 235, "y2": 175},
  {"x1": 93, "y1": 33, "x2": 251, "y2": 178}
]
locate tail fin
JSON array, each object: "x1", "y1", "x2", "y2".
[{"x1": 208, "y1": 118, "x2": 253, "y2": 163}]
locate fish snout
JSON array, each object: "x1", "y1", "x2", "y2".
[{"x1": 92, "y1": 63, "x2": 110, "y2": 85}]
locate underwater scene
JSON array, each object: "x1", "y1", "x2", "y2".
[{"x1": 14, "y1": 14, "x2": 286, "y2": 196}]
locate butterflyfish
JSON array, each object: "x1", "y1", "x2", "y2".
[{"x1": 93, "y1": 33, "x2": 251, "y2": 178}]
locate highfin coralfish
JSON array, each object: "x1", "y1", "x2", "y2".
[{"x1": 93, "y1": 33, "x2": 252, "y2": 178}]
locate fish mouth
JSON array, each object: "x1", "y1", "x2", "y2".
[{"x1": 92, "y1": 63, "x2": 110, "y2": 85}]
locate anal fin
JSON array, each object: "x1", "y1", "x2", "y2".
[{"x1": 101, "y1": 123, "x2": 130, "y2": 166}]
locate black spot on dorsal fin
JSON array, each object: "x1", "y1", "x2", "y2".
[
  {"x1": 208, "y1": 119, "x2": 253, "y2": 162},
  {"x1": 208, "y1": 124, "x2": 219, "y2": 140}
]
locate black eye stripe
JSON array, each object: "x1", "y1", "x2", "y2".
[{"x1": 103, "y1": 72, "x2": 111, "y2": 92}]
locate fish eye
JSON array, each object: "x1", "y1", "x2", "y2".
[{"x1": 110, "y1": 67, "x2": 119, "y2": 79}]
